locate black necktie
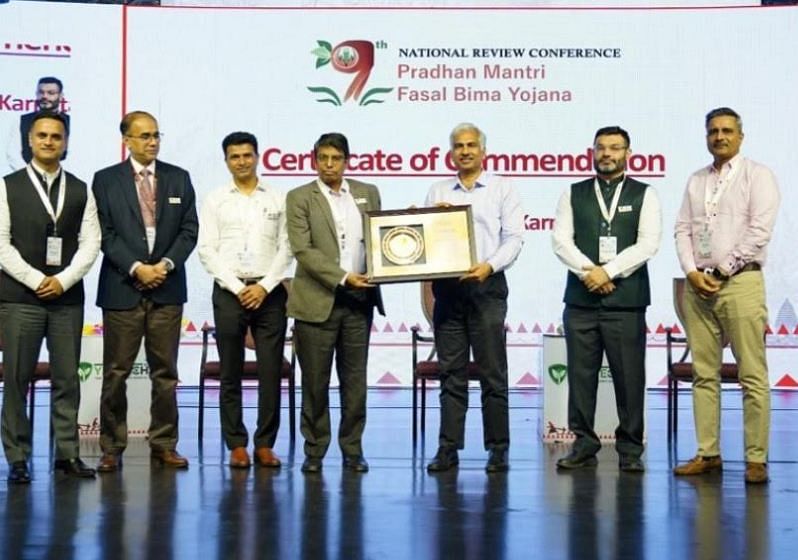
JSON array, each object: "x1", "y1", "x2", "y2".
[{"x1": 48, "y1": 171, "x2": 61, "y2": 210}]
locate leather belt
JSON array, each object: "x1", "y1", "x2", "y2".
[
  {"x1": 734, "y1": 262, "x2": 761, "y2": 275},
  {"x1": 706, "y1": 262, "x2": 761, "y2": 281},
  {"x1": 238, "y1": 277, "x2": 263, "y2": 285}
]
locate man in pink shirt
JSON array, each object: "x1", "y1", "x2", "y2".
[{"x1": 673, "y1": 107, "x2": 780, "y2": 484}]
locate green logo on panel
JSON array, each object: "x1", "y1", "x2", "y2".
[
  {"x1": 78, "y1": 362, "x2": 93, "y2": 382},
  {"x1": 548, "y1": 363, "x2": 567, "y2": 385}
]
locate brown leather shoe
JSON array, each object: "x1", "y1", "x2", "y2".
[
  {"x1": 254, "y1": 447, "x2": 281, "y2": 468},
  {"x1": 745, "y1": 462, "x2": 768, "y2": 484},
  {"x1": 229, "y1": 447, "x2": 251, "y2": 469},
  {"x1": 673, "y1": 455, "x2": 722, "y2": 476},
  {"x1": 151, "y1": 449, "x2": 189, "y2": 469},
  {"x1": 97, "y1": 452, "x2": 123, "y2": 473}
]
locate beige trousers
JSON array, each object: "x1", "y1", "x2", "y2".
[{"x1": 682, "y1": 271, "x2": 770, "y2": 463}]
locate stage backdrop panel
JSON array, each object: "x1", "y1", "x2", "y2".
[{"x1": 2, "y1": 3, "x2": 797, "y2": 388}]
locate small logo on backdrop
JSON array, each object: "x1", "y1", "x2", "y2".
[
  {"x1": 599, "y1": 366, "x2": 613, "y2": 382},
  {"x1": 77, "y1": 362, "x2": 94, "y2": 382},
  {"x1": 308, "y1": 39, "x2": 393, "y2": 106},
  {"x1": 548, "y1": 363, "x2": 567, "y2": 385}
]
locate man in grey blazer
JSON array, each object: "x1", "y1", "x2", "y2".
[{"x1": 286, "y1": 132, "x2": 383, "y2": 473}]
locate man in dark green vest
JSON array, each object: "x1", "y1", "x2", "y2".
[
  {"x1": 0, "y1": 112, "x2": 100, "y2": 483},
  {"x1": 552, "y1": 126, "x2": 661, "y2": 472}
]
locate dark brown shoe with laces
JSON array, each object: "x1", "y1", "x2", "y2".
[
  {"x1": 97, "y1": 452, "x2": 123, "y2": 473},
  {"x1": 673, "y1": 455, "x2": 722, "y2": 476},
  {"x1": 254, "y1": 447, "x2": 281, "y2": 468},
  {"x1": 151, "y1": 449, "x2": 189, "y2": 469},
  {"x1": 229, "y1": 447, "x2": 251, "y2": 469},
  {"x1": 745, "y1": 462, "x2": 768, "y2": 484}
]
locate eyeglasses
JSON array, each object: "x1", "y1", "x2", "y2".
[
  {"x1": 317, "y1": 154, "x2": 345, "y2": 164},
  {"x1": 126, "y1": 132, "x2": 164, "y2": 142}
]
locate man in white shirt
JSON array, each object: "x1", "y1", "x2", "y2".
[
  {"x1": 552, "y1": 126, "x2": 661, "y2": 472},
  {"x1": 424, "y1": 123, "x2": 524, "y2": 473},
  {"x1": 198, "y1": 132, "x2": 292, "y2": 469},
  {"x1": 0, "y1": 112, "x2": 100, "y2": 483}
]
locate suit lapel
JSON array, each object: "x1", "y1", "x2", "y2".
[
  {"x1": 120, "y1": 160, "x2": 145, "y2": 230},
  {"x1": 154, "y1": 162, "x2": 169, "y2": 225},
  {"x1": 311, "y1": 182, "x2": 338, "y2": 241},
  {"x1": 348, "y1": 181, "x2": 371, "y2": 214}
]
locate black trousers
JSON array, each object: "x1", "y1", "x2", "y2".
[
  {"x1": 1, "y1": 302, "x2": 83, "y2": 462},
  {"x1": 295, "y1": 289, "x2": 373, "y2": 459},
  {"x1": 433, "y1": 273, "x2": 509, "y2": 452},
  {"x1": 563, "y1": 305, "x2": 647, "y2": 458},
  {"x1": 212, "y1": 283, "x2": 288, "y2": 450},
  {"x1": 100, "y1": 300, "x2": 183, "y2": 453}
]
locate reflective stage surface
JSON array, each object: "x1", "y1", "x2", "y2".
[{"x1": 1, "y1": 389, "x2": 796, "y2": 560}]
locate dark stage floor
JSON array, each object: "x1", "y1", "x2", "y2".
[{"x1": 1, "y1": 388, "x2": 797, "y2": 560}]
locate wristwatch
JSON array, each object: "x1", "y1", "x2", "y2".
[
  {"x1": 710, "y1": 268, "x2": 729, "y2": 281},
  {"x1": 161, "y1": 259, "x2": 175, "y2": 273}
]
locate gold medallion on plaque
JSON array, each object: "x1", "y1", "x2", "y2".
[{"x1": 381, "y1": 226, "x2": 425, "y2": 266}]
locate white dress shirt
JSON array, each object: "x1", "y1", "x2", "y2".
[
  {"x1": 317, "y1": 178, "x2": 366, "y2": 280},
  {"x1": 425, "y1": 172, "x2": 524, "y2": 273},
  {"x1": 0, "y1": 164, "x2": 101, "y2": 292},
  {"x1": 198, "y1": 179, "x2": 292, "y2": 295},
  {"x1": 552, "y1": 178, "x2": 662, "y2": 279}
]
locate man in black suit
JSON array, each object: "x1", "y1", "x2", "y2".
[
  {"x1": 92, "y1": 111, "x2": 198, "y2": 471},
  {"x1": 0, "y1": 112, "x2": 99, "y2": 483},
  {"x1": 6, "y1": 77, "x2": 70, "y2": 171}
]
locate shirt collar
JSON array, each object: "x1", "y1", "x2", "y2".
[
  {"x1": 708, "y1": 153, "x2": 742, "y2": 174},
  {"x1": 596, "y1": 174, "x2": 625, "y2": 189},
  {"x1": 129, "y1": 157, "x2": 156, "y2": 177},
  {"x1": 29, "y1": 161, "x2": 61, "y2": 185},
  {"x1": 453, "y1": 172, "x2": 487, "y2": 192},
  {"x1": 316, "y1": 177, "x2": 350, "y2": 196},
  {"x1": 228, "y1": 180, "x2": 266, "y2": 194}
]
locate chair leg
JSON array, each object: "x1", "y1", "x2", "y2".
[
  {"x1": 198, "y1": 376, "x2": 205, "y2": 445},
  {"x1": 288, "y1": 374, "x2": 296, "y2": 442},
  {"x1": 420, "y1": 379, "x2": 427, "y2": 443},
  {"x1": 412, "y1": 375, "x2": 418, "y2": 447},
  {"x1": 674, "y1": 381, "x2": 680, "y2": 438},
  {"x1": 667, "y1": 378, "x2": 673, "y2": 441}
]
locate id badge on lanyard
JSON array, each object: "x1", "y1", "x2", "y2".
[
  {"x1": 594, "y1": 179, "x2": 624, "y2": 264},
  {"x1": 698, "y1": 228, "x2": 712, "y2": 259},
  {"x1": 46, "y1": 237, "x2": 63, "y2": 266},
  {"x1": 27, "y1": 165, "x2": 66, "y2": 267}
]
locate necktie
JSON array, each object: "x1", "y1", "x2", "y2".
[
  {"x1": 138, "y1": 169, "x2": 156, "y2": 227},
  {"x1": 48, "y1": 171, "x2": 61, "y2": 210}
]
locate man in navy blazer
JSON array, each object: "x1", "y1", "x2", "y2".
[{"x1": 92, "y1": 111, "x2": 198, "y2": 471}]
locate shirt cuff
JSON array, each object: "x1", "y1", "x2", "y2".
[
  {"x1": 25, "y1": 270, "x2": 47, "y2": 292},
  {"x1": 129, "y1": 261, "x2": 143, "y2": 277}
]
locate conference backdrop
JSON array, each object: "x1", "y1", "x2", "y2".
[{"x1": 1, "y1": 1, "x2": 797, "y2": 388}]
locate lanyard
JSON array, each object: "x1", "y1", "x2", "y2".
[
  {"x1": 703, "y1": 163, "x2": 739, "y2": 228},
  {"x1": 26, "y1": 164, "x2": 66, "y2": 233},
  {"x1": 593, "y1": 178, "x2": 624, "y2": 228}
]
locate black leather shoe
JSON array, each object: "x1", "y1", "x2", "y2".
[
  {"x1": 54, "y1": 458, "x2": 97, "y2": 478},
  {"x1": 486, "y1": 449, "x2": 509, "y2": 473},
  {"x1": 619, "y1": 456, "x2": 645, "y2": 473},
  {"x1": 7, "y1": 461, "x2": 31, "y2": 484},
  {"x1": 301, "y1": 457, "x2": 323, "y2": 473},
  {"x1": 556, "y1": 451, "x2": 598, "y2": 470},
  {"x1": 427, "y1": 447, "x2": 459, "y2": 472},
  {"x1": 343, "y1": 455, "x2": 369, "y2": 472}
]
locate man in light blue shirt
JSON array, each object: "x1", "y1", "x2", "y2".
[{"x1": 425, "y1": 123, "x2": 524, "y2": 473}]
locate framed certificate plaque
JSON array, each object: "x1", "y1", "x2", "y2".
[{"x1": 364, "y1": 205, "x2": 476, "y2": 283}]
